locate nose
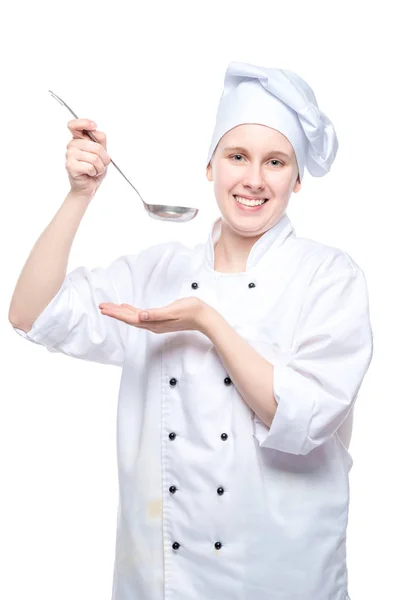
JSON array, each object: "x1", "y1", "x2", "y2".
[{"x1": 242, "y1": 164, "x2": 266, "y2": 191}]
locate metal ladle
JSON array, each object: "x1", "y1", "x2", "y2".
[{"x1": 49, "y1": 91, "x2": 199, "y2": 222}]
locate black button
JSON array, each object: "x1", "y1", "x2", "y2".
[
  {"x1": 248, "y1": 282, "x2": 256, "y2": 288},
  {"x1": 169, "y1": 432, "x2": 176, "y2": 440},
  {"x1": 217, "y1": 487, "x2": 224, "y2": 495},
  {"x1": 191, "y1": 282, "x2": 199, "y2": 289},
  {"x1": 221, "y1": 433, "x2": 228, "y2": 441},
  {"x1": 169, "y1": 378, "x2": 177, "y2": 386},
  {"x1": 214, "y1": 541, "x2": 222, "y2": 550},
  {"x1": 169, "y1": 485, "x2": 177, "y2": 494},
  {"x1": 224, "y1": 377, "x2": 232, "y2": 386},
  {"x1": 172, "y1": 542, "x2": 180, "y2": 550}
]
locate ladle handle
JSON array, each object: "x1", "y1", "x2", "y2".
[{"x1": 48, "y1": 90, "x2": 144, "y2": 200}]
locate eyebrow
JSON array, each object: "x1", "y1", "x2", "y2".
[{"x1": 222, "y1": 146, "x2": 291, "y2": 160}]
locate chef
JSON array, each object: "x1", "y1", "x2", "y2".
[{"x1": 10, "y1": 61, "x2": 373, "y2": 600}]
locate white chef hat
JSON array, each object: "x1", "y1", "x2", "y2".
[{"x1": 206, "y1": 61, "x2": 339, "y2": 182}]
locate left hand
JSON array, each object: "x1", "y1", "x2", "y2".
[{"x1": 98, "y1": 297, "x2": 209, "y2": 334}]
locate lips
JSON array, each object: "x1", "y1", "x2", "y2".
[
  {"x1": 233, "y1": 195, "x2": 269, "y2": 206},
  {"x1": 233, "y1": 195, "x2": 269, "y2": 212},
  {"x1": 234, "y1": 194, "x2": 268, "y2": 201}
]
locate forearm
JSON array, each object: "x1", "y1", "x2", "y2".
[
  {"x1": 8, "y1": 190, "x2": 92, "y2": 330},
  {"x1": 199, "y1": 306, "x2": 277, "y2": 427}
]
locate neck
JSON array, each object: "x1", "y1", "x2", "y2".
[{"x1": 213, "y1": 221, "x2": 265, "y2": 273}]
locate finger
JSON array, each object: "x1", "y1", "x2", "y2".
[
  {"x1": 100, "y1": 304, "x2": 140, "y2": 322},
  {"x1": 67, "y1": 159, "x2": 98, "y2": 178},
  {"x1": 99, "y1": 303, "x2": 137, "y2": 311},
  {"x1": 67, "y1": 138, "x2": 110, "y2": 166},
  {"x1": 70, "y1": 150, "x2": 107, "y2": 177},
  {"x1": 67, "y1": 118, "x2": 98, "y2": 139},
  {"x1": 101, "y1": 310, "x2": 148, "y2": 329},
  {"x1": 140, "y1": 307, "x2": 171, "y2": 321},
  {"x1": 91, "y1": 129, "x2": 107, "y2": 150}
]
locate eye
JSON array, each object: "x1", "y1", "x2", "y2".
[
  {"x1": 230, "y1": 155, "x2": 284, "y2": 166},
  {"x1": 230, "y1": 155, "x2": 283, "y2": 166}
]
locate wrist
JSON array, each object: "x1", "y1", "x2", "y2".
[
  {"x1": 66, "y1": 188, "x2": 95, "y2": 204},
  {"x1": 197, "y1": 303, "x2": 219, "y2": 338}
]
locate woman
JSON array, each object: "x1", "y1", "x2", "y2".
[{"x1": 8, "y1": 61, "x2": 373, "y2": 600}]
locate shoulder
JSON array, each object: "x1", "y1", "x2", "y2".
[{"x1": 284, "y1": 233, "x2": 365, "y2": 281}]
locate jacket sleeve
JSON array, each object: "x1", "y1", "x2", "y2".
[
  {"x1": 253, "y1": 253, "x2": 374, "y2": 455},
  {"x1": 11, "y1": 255, "x2": 136, "y2": 367}
]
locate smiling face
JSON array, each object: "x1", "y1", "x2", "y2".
[{"x1": 206, "y1": 123, "x2": 301, "y2": 238}]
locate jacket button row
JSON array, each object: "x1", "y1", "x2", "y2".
[
  {"x1": 168, "y1": 358, "x2": 228, "y2": 553},
  {"x1": 171, "y1": 541, "x2": 223, "y2": 551}
]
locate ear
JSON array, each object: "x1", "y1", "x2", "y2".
[
  {"x1": 293, "y1": 174, "x2": 301, "y2": 193},
  {"x1": 206, "y1": 162, "x2": 213, "y2": 182}
]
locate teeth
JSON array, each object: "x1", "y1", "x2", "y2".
[{"x1": 235, "y1": 195, "x2": 267, "y2": 207}]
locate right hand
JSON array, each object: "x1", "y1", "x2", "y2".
[{"x1": 65, "y1": 119, "x2": 111, "y2": 198}]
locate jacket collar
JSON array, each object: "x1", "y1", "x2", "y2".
[{"x1": 205, "y1": 212, "x2": 294, "y2": 272}]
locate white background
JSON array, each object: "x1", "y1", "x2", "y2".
[{"x1": 1, "y1": 1, "x2": 398, "y2": 598}]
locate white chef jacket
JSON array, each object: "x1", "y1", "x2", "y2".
[{"x1": 13, "y1": 212, "x2": 373, "y2": 600}]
